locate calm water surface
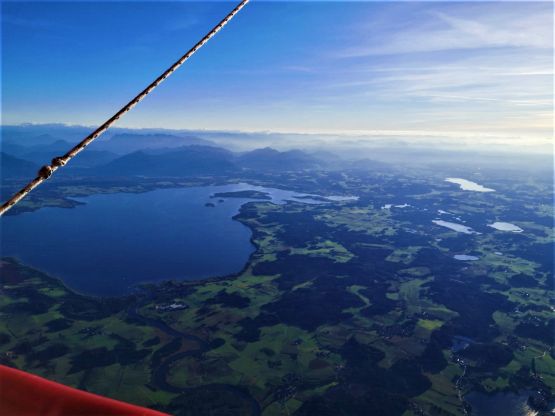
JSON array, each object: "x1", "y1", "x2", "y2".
[
  {"x1": 445, "y1": 178, "x2": 495, "y2": 192},
  {"x1": 454, "y1": 254, "x2": 479, "y2": 261},
  {"x1": 432, "y1": 220, "x2": 477, "y2": 234},
  {"x1": 465, "y1": 390, "x2": 541, "y2": 416},
  {"x1": 1, "y1": 183, "x2": 351, "y2": 296},
  {"x1": 488, "y1": 222, "x2": 524, "y2": 232}
]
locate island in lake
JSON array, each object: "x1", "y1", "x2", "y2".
[{"x1": 211, "y1": 190, "x2": 272, "y2": 200}]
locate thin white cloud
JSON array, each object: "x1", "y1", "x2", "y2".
[
  {"x1": 433, "y1": 11, "x2": 550, "y2": 48},
  {"x1": 339, "y1": 5, "x2": 552, "y2": 57}
]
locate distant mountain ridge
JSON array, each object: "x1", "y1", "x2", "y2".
[
  {"x1": 1, "y1": 126, "x2": 397, "y2": 179},
  {"x1": 237, "y1": 147, "x2": 323, "y2": 171},
  {"x1": 96, "y1": 146, "x2": 330, "y2": 177},
  {"x1": 1, "y1": 143, "x2": 395, "y2": 179},
  {"x1": 1, "y1": 152, "x2": 39, "y2": 178},
  {"x1": 98, "y1": 145, "x2": 237, "y2": 177},
  {"x1": 3, "y1": 139, "x2": 118, "y2": 169},
  {"x1": 95, "y1": 133, "x2": 215, "y2": 154}
]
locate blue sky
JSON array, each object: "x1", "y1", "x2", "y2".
[{"x1": 2, "y1": 1, "x2": 552, "y2": 151}]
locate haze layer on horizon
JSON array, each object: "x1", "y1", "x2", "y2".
[{"x1": 2, "y1": 1, "x2": 553, "y2": 153}]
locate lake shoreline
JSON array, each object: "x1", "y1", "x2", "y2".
[
  {"x1": 0, "y1": 200, "x2": 261, "y2": 299},
  {"x1": 1, "y1": 182, "x2": 356, "y2": 296}
]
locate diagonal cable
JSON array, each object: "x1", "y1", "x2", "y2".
[{"x1": 0, "y1": 0, "x2": 249, "y2": 216}]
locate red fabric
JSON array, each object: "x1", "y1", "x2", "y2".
[{"x1": 0, "y1": 365, "x2": 169, "y2": 416}]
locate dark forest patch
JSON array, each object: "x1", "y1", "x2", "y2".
[
  {"x1": 206, "y1": 290, "x2": 251, "y2": 309},
  {"x1": 358, "y1": 282, "x2": 397, "y2": 317},
  {"x1": 60, "y1": 296, "x2": 130, "y2": 321},
  {"x1": 253, "y1": 254, "x2": 346, "y2": 291},
  {"x1": 296, "y1": 387, "x2": 408, "y2": 416},
  {"x1": 515, "y1": 319, "x2": 554, "y2": 345},
  {"x1": 427, "y1": 279, "x2": 515, "y2": 342},
  {"x1": 262, "y1": 210, "x2": 335, "y2": 248},
  {"x1": 0, "y1": 333, "x2": 11, "y2": 346},
  {"x1": 165, "y1": 385, "x2": 258, "y2": 416},
  {"x1": 69, "y1": 347, "x2": 116, "y2": 373},
  {"x1": 45, "y1": 318, "x2": 73, "y2": 332},
  {"x1": 418, "y1": 334, "x2": 448, "y2": 373},
  {"x1": 518, "y1": 242, "x2": 554, "y2": 273},
  {"x1": 262, "y1": 287, "x2": 363, "y2": 331},
  {"x1": 28, "y1": 343, "x2": 70, "y2": 366},
  {"x1": 69, "y1": 335, "x2": 151, "y2": 373},
  {"x1": 508, "y1": 274, "x2": 539, "y2": 288},
  {"x1": 1, "y1": 290, "x2": 55, "y2": 315},
  {"x1": 459, "y1": 343, "x2": 513, "y2": 372},
  {"x1": 298, "y1": 336, "x2": 430, "y2": 415},
  {"x1": 236, "y1": 314, "x2": 281, "y2": 343}
]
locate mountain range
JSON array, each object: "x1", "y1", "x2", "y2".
[
  {"x1": 98, "y1": 146, "x2": 238, "y2": 177},
  {"x1": 1, "y1": 136, "x2": 340, "y2": 179},
  {"x1": 1, "y1": 152, "x2": 39, "y2": 178}
]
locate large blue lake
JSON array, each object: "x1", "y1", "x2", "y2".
[{"x1": 1, "y1": 184, "x2": 351, "y2": 296}]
